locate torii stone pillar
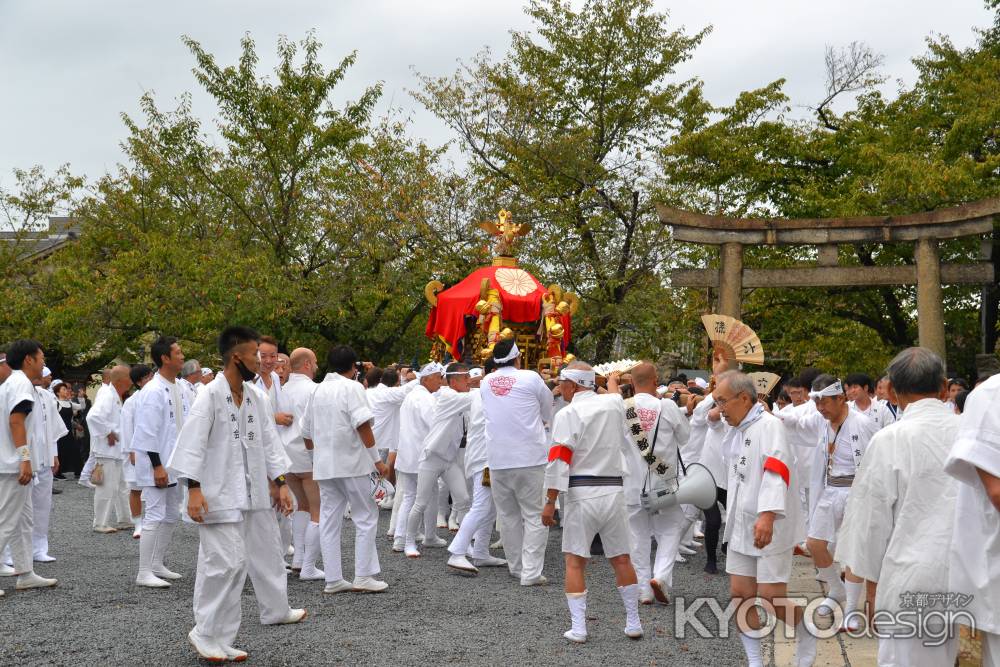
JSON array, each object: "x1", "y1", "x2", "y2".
[
  {"x1": 718, "y1": 242, "x2": 743, "y2": 319},
  {"x1": 915, "y1": 238, "x2": 946, "y2": 359}
]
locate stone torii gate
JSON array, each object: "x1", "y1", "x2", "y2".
[{"x1": 657, "y1": 199, "x2": 999, "y2": 361}]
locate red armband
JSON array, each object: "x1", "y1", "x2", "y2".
[
  {"x1": 763, "y1": 456, "x2": 790, "y2": 486},
  {"x1": 548, "y1": 445, "x2": 573, "y2": 465}
]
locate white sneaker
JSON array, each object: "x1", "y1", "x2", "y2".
[
  {"x1": 639, "y1": 591, "x2": 655, "y2": 605},
  {"x1": 694, "y1": 528, "x2": 705, "y2": 539},
  {"x1": 448, "y1": 515, "x2": 459, "y2": 531},
  {"x1": 490, "y1": 538, "x2": 503, "y2": 549},
  {"x1": 323, "y1": 580, "x2": 353, "y2": 594},
  {"x1": 678, "y1": 544, "x2": 697, "y2": 556},
  {"x1": 625, "y1": 625, "x2": 644, "y2": 639},
  {"x1": 391, "y1": 539, "x2": 405, "y2": 553},
  {"x1": 563, "y1": 629, "x2": 587, "y2": 643},
  {"x1": 796, "y1": 621, "x2": 818, "y2": 666},
  {"x1": 92, "y1": 525, "x2": 117, "y2": 534},
  {"x1": 520, "y1": 575, "x2": 548, "y2": 587},
  {"x1": 404, "y1": 544, "x2": 421, "y2": 559},
  {"x1": 674, "y1": 554, "x2": 687, "y2": 564},
  {"x1": 78, "y1": 479, "x2": 96, "y2": 489},
  {"x1": 33, "y1": 553, "x2": 56, "y2": 563},
  {"x1": 15, "y1": 572, "x2": 57, "y2": 590},
  {"x1": 221, "y1": 645, "x2": 248, "y2": 662},
  {"x1": 274, "y1": 608, "x2": 307, "y2": 624},
  {"x1": 436, "y1": 513, "x2": 448, "y2": 529},
  {"x1": 0, "y1": 563, "x2": 14, "y2": 576},
  {"x1": 470, "y1": 555, "x2": 507, "y2": 568},
  {"x1": 299, "y1": 566, "x2": 325, "y2": 581},
  {"x1": 422, "y1": 536, "x2": 447, "y2": 548},
  {"x1": 447, "y1": 554, "x2": 479, "y2": 574},
  {"x1": 188, "y1": 629, "x2": 226, "y2": 663},
  {"x1": 136, "y1": 571, "x2": 171, "y2": 588},
  {"x1": 153, "y1": 566, "x2": 182, "y2": 581},
  {"x1": 352, "y1": 576, "x2": 388, "y2": 593},
  {"x1": 684, "y1": 540, "x2": 703, "y2": 550},
  {"x1": 817, "y1": 596, "x2": 842, "y2": 617},
  {"x1": 0, "y1": 589, "x2": 4, "y2": 598}
]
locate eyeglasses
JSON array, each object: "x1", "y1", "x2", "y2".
[{"x1": 714, "y1": 391, "x2": 748, "y2": 408}]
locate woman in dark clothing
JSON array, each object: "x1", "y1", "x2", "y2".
[{"x1": 53, "y1": 381, "x2": 79, "y2": 478}]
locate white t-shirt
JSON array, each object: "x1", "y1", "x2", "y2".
[
  {"x1": 302, "y1": 372, "x2": 376, "y2": 480},
  {"x1": 0, "y1": 370, "x2": 36, "y2": 473},
  {"x1": 480, "y1": 366, "x2": 553, "y2": 470}
]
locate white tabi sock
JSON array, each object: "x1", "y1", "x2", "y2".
[
  {"x1": 818, "y1": 564, "x2": 845, "y2": 600},
  {"x1": 617, "y1": 583, "x2": 643, "y2": 637},
  {"x1": 739, "y1": 632, "x2": 763, "y2": 667},
  {"x1": 842, "y1": 579, "x2": 863, "y2": 630},
  {"x1": 795, "y1": 618, "x2": 817, "y2": 667},
  {"x1": 565, "y1": 591, "x2": 587, "y2": 639},
  {"x1": 291, "y1": 511, "x2": 309, "y2": 569}
]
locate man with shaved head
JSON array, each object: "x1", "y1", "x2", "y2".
[
  {"x1": 609, "y1": 361, "x2": 690, "y2": 605},
  {"x1": 279, "y1": 347, "x2": 324, "y2": 580},
  {"x1": 87, "y1": 364, "x2": 134, "y2": 533}
]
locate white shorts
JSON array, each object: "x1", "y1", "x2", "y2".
[
  {"x1": 284, "y1": 444, "x2": 313, "y2": 476},
  {"x1": 725, "y1": 548, "x2": 794, "y2": 584},
  {"x1": 562, "y1": 491, "x2": 632, "y2": 559},
  {"x1": 123, "y1": 457, "x2": 137, "y2": 487},
  {"x1": 808, "y1": 486, "x2": 850, "y2": 544}
]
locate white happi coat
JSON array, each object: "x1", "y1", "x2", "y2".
[
  {"x1": 481, "y1": 367, "x2": 553, "y2": 471},
  {"x1": 544, "y1": 391, "x2": 630, "y2": 498},
  {"x1": 622, "y1": 392, "x2": 691, "y2": 505},
  {"x1": 179, "y1": 378, "x2": 200, "y2": 410},
  {"x1": 944, "y1": 374, "x2": 1000, "y2": 634},
  {"x1": 0, "y1": 371, "x2": 36, "y2": 473},
  {"x1": 167, "y1": 376, "x2": 290, "y2": 523},
  {"x1": 699, "y1": 399, "x2": 730, "y2": 492},
  {"x1": 301, "y1": 372, "x2": 377, "y2": 480},
  {"x1": 836, "y1": 399, "x2": 959, "y2": 616},
  {"x1": 87, "y1": 385, "x2": 124, "y2": 460},
  {"x1": 32, "y1": 386, "x2": 65, "y2": 468},
  {"x1": 131, "y1": 372, "x2": 189, "y2": 487},
  {"x1": 777, "y1": 400, "x2": 823, "y2": 490},
  {"x1": 849, "y1": 397, "x2": 896, "y2": 430},
  {"x1": 368, "y1": 382, "x2": 416, "y2": 454},
  {"x1": 723, "y1": 408, "x2": 802, "y2": 557},
  {"x1": 396, "y1": 384, "x2": 437, "y2": 474},
  {"x1": 685, "y1": 393, "x2": 715, "y2": 465},
  {"x1": 277, "y1": 372, "x2": 316, "y2": 468},
  {"x1": 420, "y1": 386, "x2": 472, "y2": 471},
  {"x1": 464, "y1": 390, "x2": 489, "y2": 478},
  {"x1": 120, "y1": 390, "x2": 142, "y2": 452}
]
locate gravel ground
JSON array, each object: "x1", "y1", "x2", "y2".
[{"x1": 0, "y1": 479, "x2": 745, "y2": 666}]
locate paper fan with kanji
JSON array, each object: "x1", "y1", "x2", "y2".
[
  {"x1": 701, "y1": 314, "x2": 764, "y2": 365},
  {"x1": 748, "y1": 372, "x2": 780, "y2": 396}
]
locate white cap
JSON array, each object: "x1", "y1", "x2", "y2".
[
  {"x1": 202, "y1": 368, "x2": 213, "y2": 377},
  {"x1": 694, "y1": 377, "x2": 708, "y2": 389},
  {"x1": 42, "y1": 366, "x2": 52, "y2": 378}
]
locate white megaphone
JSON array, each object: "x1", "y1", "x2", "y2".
[{"x1": 640, "y1": 463, "x2": 717, "y2": 514}]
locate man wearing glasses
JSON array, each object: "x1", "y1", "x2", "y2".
[{"x1": 714, "y1": 370, "x2": 814, "y2": 667}]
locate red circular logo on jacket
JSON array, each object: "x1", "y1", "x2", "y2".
[{"x1": 488, "y1": 375, "x2": 517, "y2": 397}]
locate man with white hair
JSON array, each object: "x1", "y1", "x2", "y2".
[
  {"x1": 837, "y1": 348, "x2": 960, "y2": 666},
  {"x1": 713, "y1": 370, "x2": 812, "y2": 667},
  {"x1": 944, "y1": 365, "x2": 1000, "y2": 665},
  {"x1": 542, "y1": 361, "x2": 642, "y2": 642},
  {"x1": 180, "y1": 359, "x2": 202, "y2": 404},
  {"x1": 87, "y1": 365, "x2": 133, "y2": 533},
  {"x1": 403, "y1": 362, "x2": 473, "y2": 559},
  {"x1": 392, "y1": 362, "x2": 444, "y2": 553},
  {"x1": 481, "y1": 338, "x2": 554, "y2": 586}
]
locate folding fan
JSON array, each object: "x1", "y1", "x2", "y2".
[
  {"x1": 592, "y1": 359, "x2": 641, "y2": 377},
  {"x1": 701, "y1": 314, "x2": 765, "y2": 365},
  {"x1": 748, "y1": 372, "x2": 780, "y2": 396}
]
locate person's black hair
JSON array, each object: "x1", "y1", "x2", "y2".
[
  {"x1": 381, "y1": 368, "x2": 400, "y2": 387},
  {"x1": 327, "y1": 345, "x2": 358, "y2": 373},
  {"x1": 217, "y1": 327, "x2": 260, "y2": 363},
  {"x1": 151, "y1": 335, "x2": 178, "y2": 369},
  {"x1": 484, "y1": 358, "x2": 498, "y2": 374},
  {"x1": 778, "y1": 389, "x2": 791, "y2": 403},
  {"x1": 783, "y1": 377, "x2": 803, "y2": 389},
  {"x1": 844, "y1": 372, "x2": 873, "y2": 392},
  {"x1": 365, "y1": 366, "x2": 383, "y2": 387},
  {"x1": 688, "y1": 386, "x2": 705, "y2": 397},
  {"x1": 677, "y1": 373, "x2": 688, "y2": 384},
  {"x1": 811, "y1": 373, "x2": 842, "y2": 393},
  {"x1": 949, "y1": 377, "x2": 969, "y2": 390},
  {"x1": 798, "y1": 367, "x2": 822, "y2": 391},
  {"x1": 955, "y1": 390, "x2": 970, "y2": 414},
  {"x1": 492, "y1": 339, "x2": 517, "y2": 368},
  {"x1": 445, "y1": 362, "x2": 469, "y2": 384},
  {"x1": 6, "y1": 339, "x2": 43, "y2": 370},
  {"x1": 129, "y1": 364, "x2": 154, "y2": 385}
]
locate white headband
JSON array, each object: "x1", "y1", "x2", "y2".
[
  {"x1": 809, "y1": 380, "x2": 844, "y2": 400},
  {"x1": 0, "y1": 354, "x2": 7, "y2": 364},
  {"x1": 42, "y1": 366, "x2": 51, "y2": 378},
  {"x1": 560, "y1": 368, "x2": 595, "y2": 389},
  {"x1": 469, "y1": 368, "x2": 483, "y2": 379},
  {"x1": 202, "y1": 368, "x2": 213, "y2": 376},
  {"x1": 444, "y1": 367, "x2": 470, "y2": 377},
  {"x1": 418, "y1": 362, "x2": 443, "y2": 378},
  {"x1": 493, "y1": 343, "x2": 520, "y2": 364},
  {"x1": 50, "y1": 379, "x2": 64, "y2": 391}
]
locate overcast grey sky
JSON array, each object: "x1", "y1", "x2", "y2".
[{"x1": 0, "y1": 1, "x2": 994, "y2": 185}]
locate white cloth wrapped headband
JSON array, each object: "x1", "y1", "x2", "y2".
[
  {"x1": 493, "y1": 343, "x2": 520, "y2": 364},
  {"x1": 418, "y1": 362, "x2": 444, "y2": 378},
  {"x1": 809, "y1": 380, "x2": 844, "y2": 399},
  {"x1": 560, "y1": 368, "x2": 595, "y2": 389}
]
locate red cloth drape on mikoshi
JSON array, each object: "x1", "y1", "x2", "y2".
[{"x1": 425, "y1": 265, "x2": 555, "y2": 355}]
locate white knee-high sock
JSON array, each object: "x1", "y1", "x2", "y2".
[
  {"x1": 818, "y1": 564, "x2": 845, "y2": 600},
  {"x1": 844, "y1": 579, "x2": 862, "y2": 613},
  {"x1": 291, "y1": 511, "x2": 309, "y2": 568},
  {"x1": 565, "y1": 591, "x2": 587, "y2": 637},
  {"x1": 617, "y1": 583, "x2": 642, "y2": 635},
  {"x1": 739, "y1": 632, "x2": 763, "y2": 667}
]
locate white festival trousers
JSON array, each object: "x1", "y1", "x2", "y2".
[
  {"x1": 31, "y1": 465, "x2": 54, "y2": 556},
  {"x1": 192, "y1": 509, "x2": 293, "y2": 646},
  {"x1": 0, "y1": 474, "x2": 33, "y2": 574},
  {"x1": 142, "y1": 484, "x2": 181, "y2": 527},
  {"x1": 448, "y1": 469, "x2": 496, "y2": 558},
  {"x1": 877, "y1": 635, "x2": 957, "y2": 667},
  {"x1": 93, "y1": 457, "x2": 130, "y2": 528},
  {"x1": 490, "y1": 465, "x2": 548, "y2": 581},
  {"x1": 318, "y1": 476, "x2": 381, "y2": 583},
  {"x1": 627, "y1": 503, "x2": 686, "y2": 592},
  {"x1": 405, "y1": 462, "x2": 470, "y2": 544},
  {"x1": 393, "y1": 471, "x2": 418, "y2": 541}
]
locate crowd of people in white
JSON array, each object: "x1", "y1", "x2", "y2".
[{"x1": 0, "y1": 329, "x2": 997, "y2": 666}]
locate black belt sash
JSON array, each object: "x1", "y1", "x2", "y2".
[{"x1": 568, "y1": 475, "x2": 623, "y2": 488}]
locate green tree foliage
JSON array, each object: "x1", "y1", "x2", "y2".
[{"x1": 416, "y1": 0, "x2": 708, "y2": 360}]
